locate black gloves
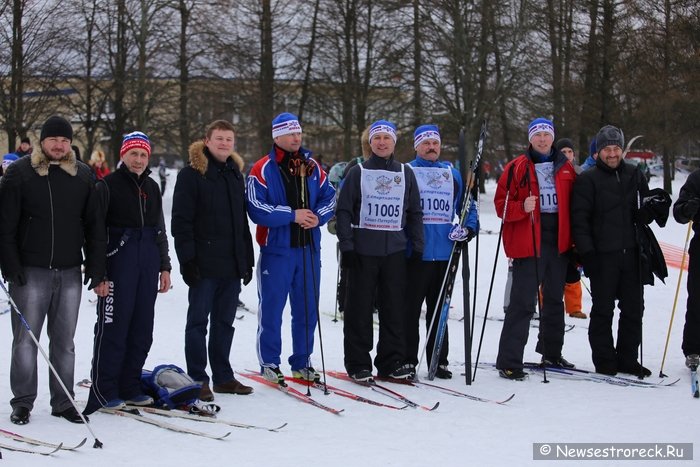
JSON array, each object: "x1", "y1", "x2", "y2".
[
  {"x1": 409, "y1": 250, "x2": 423, "y2": 262},
  {"x1": 181, "y1": 260, "x2": 201, "y2": 288},
  {"x1": 242, "y1": 269, "x2": 253, "y2": 286},
  {"x1": 341, "y1": 251, "x2": 358, "y2": 269},
  {"x1": 86, "y1": 277, "x2": 103, "y2": 290},
  {"x1": 581, "y1": 253, "x2": 597, "y2": 277},
  {"x1": 6, "y1": 271, "x2": 26, "y2": 286},
  {"x1": 639, "y1": 188, "x2": 672, "y2": 226},
  {"x1": 683, "y1": 198, "x2": 700, "y2": 219},
  {"x1": 466, "y1": 228, "x2": 476, "y2": 242}
]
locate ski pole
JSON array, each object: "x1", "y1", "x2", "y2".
[
  {"x1": 0, "y1": 280, "x2": 103, "y2": 448},
  {"x1": 333, "y1": 243, "x2": 340, "y2": 323},
  {"x1": 473, "y1": 163, "x2": 514, "y2": 381},
  {"x1": 658, "y1": 220, "x2": 693, "y2": 377},
  {"x1": 525, "y1": 168, "x2": 548, "y2": 384}
]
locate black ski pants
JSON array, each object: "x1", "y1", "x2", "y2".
[
  {"x1": 587, "y1": 248, "x2": 644, "y2": 370},
  {"x1": 496, "y1": 238, "x2": 567, "y2": 370},
  {"x1": 344, "y1": 251, "x2": 407, "y2": 376},
  {"x1": 682, "y1": 236, "x2": 700, "y2": 356},
  {"x1": 405, "y1": 259, "x2": 449, "y2": 367}
]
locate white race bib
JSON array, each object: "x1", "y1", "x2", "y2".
[
  {"x1": 535, "y1": 161, "x2": 558, "y2": 213},
  {"x1": 358, "y1": 165, "x2": 406, "y2": 231},
  {"x1": 411, "y1": 166, "x2": 453, "y2": 224}
]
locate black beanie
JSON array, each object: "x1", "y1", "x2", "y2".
[
  {"x1": 40, "y1": 116, "x2": 73, "y2": 142},
  {"x1": 595, "y1": 125, "x2": 624, "y2": 151},
  {"x1": 555, "y1": 138, "x2": 574, "y2": 152},
  {"x1": 20, "y1": 137, "x2": 31, "y2": 145}
]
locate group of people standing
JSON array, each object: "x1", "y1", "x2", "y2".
[
  {"x1": 495, "y1": 118, "x2": 674, "y2": 380},
  {"x1": 0, "y1": 110, "x2": 694, "y2": 427}
]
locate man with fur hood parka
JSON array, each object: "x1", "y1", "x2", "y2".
[
  {"x1": 0, "y1": 115, "x2": 105, "y2": 425},
  {"x1": 171, "y1": 120, "x2": 254, "y2": 402}
]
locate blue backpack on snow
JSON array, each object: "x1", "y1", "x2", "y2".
[{"x1": 140, "y1": 364, "x2": 202, "y2": 409}]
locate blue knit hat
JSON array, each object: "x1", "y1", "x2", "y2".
[
  {"x1": 369, "y1": 120, "x2": 397, "y2": 143},
  {"x1": 589, "y1": 138, "x2": 597, "y2": 156},
  {"x1": 272, "y1": 113, "x2": 302, "y2": 139},
  {"x1": 413, "y1": 125, "x2": 440, "y2": 149},
  {"x1": 2, "y1": 153, "x2": 18, "y2": 171},
  {"x1": 528, "y1": 117, "x2": 555, "y2": 142}
]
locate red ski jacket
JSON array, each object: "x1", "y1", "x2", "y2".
[{"x1": 494, "y1": 151, "x2": 575, "y2": 258}]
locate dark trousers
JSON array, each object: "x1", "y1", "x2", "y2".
[
  {"x1": 588, "y1": 249, "x2": 644, "y2": 369},
  {"x1": 344, "y1": 251, "x2": 407, "y2": 375},
  {"x1": 405, "y1": 260, "x2": 449, "y2": 367},
  {"x1": 682, "y1": 236, "x2": 700, "y2": 356},
  {"x1": 496, "y1": 240, "x2": 567, "y2": 370},
  {"x1": 186, "y1": 277, "x2": 240, "y2": 384},
  {"x1": 85, "y1": 228, "x2": 159, "y2": 414}
]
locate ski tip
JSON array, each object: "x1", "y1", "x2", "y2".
[
  {"x1": 498, "y1": 393, "x2": 516, "y2": 405},
  {"x1": 48, "y1": 443, "x2": 64, "y2": 454},
  {"x1": 217, "y1": 431, "x2": 232, "y2": 440},
  {"x1": 272, "y1": 422, "x2": 289, "y2": 431},
  {"x1": 425, "y1": 401, "x2": 440, "y2": 411},
  {"x1": 69, "y1": 437, "x2": 88, "y2": 450}
]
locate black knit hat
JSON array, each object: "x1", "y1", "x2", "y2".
[
  {"x1": 595, "y1": 125, "x2": 624, "y2": 151},
  {"x1": 20, "y1": 137, "x2": 31, "y2": 145},
  {"x1": 40, "y1": 116, "x2": 73, "y2": 142},
  {"x1": 555, "y1": 138, "x2": 574, "y2": 152}
]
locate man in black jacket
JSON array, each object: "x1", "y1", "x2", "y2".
[
  {"x1": 0, "y1": 115, "x2": 105, "y2": 425},
  {"x1": 172, "y1": 120, "x2": 254, "y2": 401},
  {"x1": 571, "y1": 125, "x2": 666, "y2": 377},
  {"x1": 83, "y1": 131, "x2": 172, "y2": 415},
  {"x1": 673, "y1": 168, "x2": 700, "y2": 369},
  {"x1": 336, "y1": 120, "x2": 424, "y2": 382}
]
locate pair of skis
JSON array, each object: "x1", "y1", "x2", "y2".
[
  {"x1": 422, "y1": 122, "x2": 487, "y2": 381},
  {"x1": 240, "y1": 370, "x2": 439, "y2": 413},
  {"x1": 478, "y1": 362, "x2": 679, "y2": 388},
  {"x1": 0, "y1": 429, "x2": 86, "y2": 456}
]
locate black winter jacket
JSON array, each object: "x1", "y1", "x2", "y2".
[
  {"x1": 571, "y1": 157, "x2": 650, "y2": 256},
  {"x1": 97, "y1": 164, "x2": 171, "y2": 272},
  {"x1": 0, "y1": 148, "x2": 105, "y2": 281},
  {"x1": 336, "y1": 153, "x2": 424, "y2": 256},
  {"x1": 171, "y1": 142, "x2": 254, "y2": 279},
  {"x1": 673, "y1": 168, "x2": 700, "y2": 233}
]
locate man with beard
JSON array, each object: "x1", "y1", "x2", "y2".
[
  {"x1": 0, "y1": 116, "x2": 104, "y2": 424},
  {"x1": 405, "y1": 124, "x2": 477, "y2": 379}
]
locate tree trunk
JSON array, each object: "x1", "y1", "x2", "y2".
[
  {"x1": 258, "y1": 0, "x2": 274, "y2": 155},
  {"x1": 298, "y1": 0, "x2": 320, "y2": 121},
  {"x1": 412, "y1": 0, "x2": 422, "y2": 128},
  {"x1": 178, "y1": 0, "x2": 191, "y2": 160}
]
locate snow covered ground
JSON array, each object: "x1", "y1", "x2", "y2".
[{"x1": 0, "y1": 169, "x2": 696, "y2": 466}]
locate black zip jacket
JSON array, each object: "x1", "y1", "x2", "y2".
[
  {"x1": 336, "y1": 153, "x2": 424, "y2": 256},
  {"x1": 97, "y1": 164, "x2": 171, "y2": 272},
  {"x1": 0, "y1": 148, "x2": 105, "y2": 281}
]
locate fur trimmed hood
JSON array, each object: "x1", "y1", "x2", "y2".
[
  {"x1": 30, "y1": 147, "x2": 78, "y2": 177},
  {"x1": 188, "y1": 141, "x2": 245, "y2": 175}
]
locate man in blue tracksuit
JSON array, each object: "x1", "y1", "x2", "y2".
[
  {"x1": 247, "y1": 112, "x2": 336, "y2": 384},
  {"x1": 405, "y1": 125, "x2": 478, "y2": 379},
  {"x1": 84, "y1": 132, "x2": 171, "y2": 414}
]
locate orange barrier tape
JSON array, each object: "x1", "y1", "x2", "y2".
[{"x1": 659, "y1": 241, "x2": 689, "y2": 271}]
